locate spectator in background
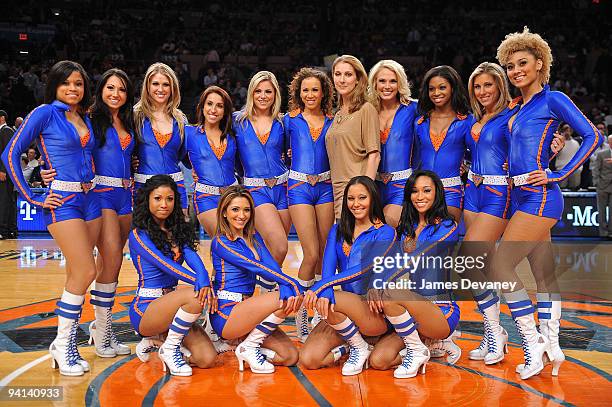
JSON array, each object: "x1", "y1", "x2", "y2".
[
  {"x1": 13, "y1": 117, "x2": 23, "y2": 131},
  {"x1": 0, "y1": 110, "x2": 16, "y2": 239},
  {"x1": 203, "y1": 68, "x2": 218, "y2": 88},
  {"x1": 592, "y1": 135, "x2": 612, "y2": 238},
  {"x1": 556, "y1": 123, "x2": 582, "y2": 190}
]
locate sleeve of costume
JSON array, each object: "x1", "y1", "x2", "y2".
[
  {"x1": 547, "y1": 91, "x2": 603, "y2": 182},
  {"x1": 311, "y1": 227, "x2": 397, "y2": 303},
  {"x1": 381, "y1": 222, "x2": 458, "y2": 284},
  {"x1": 211, "y1": 236, "x2": 302, "y2": 298},
  {"x1": 129, "y1": 229, "x2": 206, "y2": 289},
  {"x1": 361, "y1": 103, "x2": 380, "y2": 154},
  {"x1": 1, "y1": 105, "x2": 52, "y2": 206},
  {"x1": 183, "y1": 245, "x2": 211, "y2": 290},
  {"x1": 315, "y1": 225, "x2": 340, "y2": 302}
]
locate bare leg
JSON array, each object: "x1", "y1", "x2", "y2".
[
  {"x1": 299, "y1": 321, "x2": 345, "y2": 369},
  {"x1": 447, "y1": 206, "x2": 463, "y2": 224},
  {"x1": 289, "y1": 204, "x2": 319, "y2": 281},
  {"x1": 254, "y1": 204, "x2": 289, "y2": 265},
  {"x1": 197, "y1": 209, "x2": 218, "y2": 240},
  {"x1": 369, "y1": 331, "x2": 403, "y2": 370}
]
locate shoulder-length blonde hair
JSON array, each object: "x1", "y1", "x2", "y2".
[
  {"x1": 332, "y1": 55, "x2": 369, "y2": 114},
  {"x1": 367, "y1": 60, "x2": 413, "y2": 111},
  {"x1": 237, "y1": 71, "x2": 282, "y2": 124},
  {"x1": 468, "y1": 62, "x2": 511, "y2": 121},
  {"x1": 496, "y1": 26, "x2": 553, "y2": 85},
  {"x1": 134, "y1": 62, "x2": 187, "y2": 141},
  {"x1": 215, "y1": 185, "x2": 258, "y2": 248}
]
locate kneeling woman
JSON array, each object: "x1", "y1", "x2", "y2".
[
  {"x1": 209, "y1": 186, "x2": 303, "y2": 373},
  {"x1": 301, "y1": 176, "x2": 396, "y2": 376},
  {"x1": 368, "y1": 170, "x2": 459, "y2": 378},
  {"x1": 128, "y1": 175, "x2": 217, "y2": 376}
]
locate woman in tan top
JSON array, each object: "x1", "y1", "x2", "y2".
[{"x1": 325, "y1": 55, "x2": 381, "y2": 219}]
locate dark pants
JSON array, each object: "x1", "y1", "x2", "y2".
[
  {"x1": 0, "y1": 180, "x2": 17, "y2": 236},
  {"x1": 597, "y1": 189, "x2": 612, "y2": 237}
]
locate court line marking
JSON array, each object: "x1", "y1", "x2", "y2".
[
  {"x1": 288, "y1": 365, "x2": 333, "y2": 406},
  {"x1": 0, "y1": 353, "x2": 51, "y2": 387},
  {"x1": 141, "y1": 374, "x2": 171, "y2": 407},
  {"x1": 84, "y1": 354, "x2": 137, "y2": 407},
  {"x1": 439, "y1": 360, "x2": 576, "y2": 406}
]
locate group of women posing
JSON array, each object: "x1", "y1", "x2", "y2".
[{"x1": 1, "y1": 27, "x2": 602, "y2": 380}]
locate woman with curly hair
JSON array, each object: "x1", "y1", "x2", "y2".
[
  {"x1": 128, "y1": 175, "x2": 217, "y2": 376},
  {"x1": 493, "y1": 27, "x2": 602, "y2": 380},
  {"x1": 368, "y1": 60, "x2": 419, "y2": 227},
  {"x1": 283, "y1": 67, "x2": 335, "y2": 341},
  {"x1": 326, "y1": 55, "x2": 381, "y2": 220}
]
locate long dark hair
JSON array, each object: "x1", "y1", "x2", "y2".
[
  {"x1": 396, "y1": 170, "x2": 454, "y2": 239},
  {"x1": 90, "y1": 68, "x2": 135, "y2": 147},
  {"x1": 337, "y1": 176, "x2": 385, "y2": 244},
  {"x1": 418, "y1": 65, "x2": 470, "y2": 117},
  {"x1": 132, "y1": 175, "x2": 197, "y2": 256},
  {"x1": 44, "y1": 60, "x2": 91, "y2": 113},
  {"x1": 195, "y1": 86, "x2": 234, "y2": 141}
]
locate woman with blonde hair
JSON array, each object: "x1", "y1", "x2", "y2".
[
  {"x1": 284, "y1": 67, "x2": 335, "y2": 341},
  {"x1": 133, "y1": 63, "x2": 189, "y2": 212},
  {"x1": 326, "y1": 55, "x2": 381, "y2": 220},
  {"x1": 233, "y1": 71, "x2": 290, "y2": 273},
  {"x1": 493, "y1": 27, "x2": 602, "y2": 380},
  {"x1": 368, "y1": 60, "x2": 419, "y2": 227}
]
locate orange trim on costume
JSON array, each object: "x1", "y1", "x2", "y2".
[
  {"x1": 208, "y1": 138, "x2": 227, "y2": 160},
  {"x1": 256, "y1": 130, "x2": 270, "y2": 145},
  {"x1": 380, "y1": 128, "x2": 390, "y2": 144},
  {"x1": 548, "y1": 111, "x2": 601, "y2": 182},
  {"x1": 288, "y1": 109, "x2": 300, "y2": 118},
  {"x1": 93, "y1": 187, "x2": 113, "y2": 193},
  {"x1": 132, "y1": 229, "x2": 195, "y2": 283},
  {"x1": 80, "y1": 131, "x2": 90, "y2": 148},
  {"x1": 485, "y1": 186, "x2": 502, "y2": 197},
  {"x1": 429, "y1": 129, "x2": 447, "y2": 152},
  {"x1": 538, "y1": 186, "x2": 547, "y2": 217},
  {"x1": 134, "y1": 255, "x2": 145, "y2": 316},
  {"x1": 50, "y1": 208, "x2": 56, "y2": 223},
  {"x1": 119, "y1": 133, "x2": 132, "y2": 150},
  {"x1": 153, "y1": 128, "x2": 173, "y2": 149},
  {"x1": 196, "y1": 193, "x2": 213, "y2": 199},
  {"x1": 417, "y1": 116, "x2": 425, "y2": 125},
  {"x1": 287, "y1": 181, "x2": 305, "y2": 191},
  {"x1": 470, "y1": 128, "x2": 480, "y2": 144},
  {"x1": 219, "y1": 259, "x2": 226, "y2": 291},
  {"x1": 310, "y1": 126, "x2": 323, "y2": 142},
  {"x1": 342, "y1": 241, "x2": 351, "y2": 257},
  {"x1": 502, "y1": 185, "x2": 511, "y2": 219},
  {"x1": 444, "y1": 187, "x2": 462, "y2": 194},
  {"x1": 508, "y1": 96, "x2": 522, "y2": 110},
  {"x1": 6, "y1": 108, "x2": 46, "y2": 207},
  {"x1": 436, "y1": 302, "x2": 456, "y2": 320},
  {"x1": 61, "y1": 194, "x2": 76, "y2": 203},
  {"x1": 536, "y1": 119, "x2": 554, "y2": 171},
  {"x1": 520, "y1": 186, "x2": 540, "y2": 193},
  {"x1": 216, "y1": 237, "x2": 300, "y2": 294}
]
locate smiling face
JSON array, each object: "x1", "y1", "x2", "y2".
[
  {"x1": 333, "y1": 62, "x2": 357, "y2": 97},
  {"x1": 472, "y1": 73, "x2": 500, "y2": 113},
  {"x1": 428, "y1": 76, "x2": 452, "y2": 109},
  {"x1": 505, "y1": 50, "x2": 542, "y2": 90},
  {"x1": 375, "y1": 67, "x2": 399, "y2": 103},
  {"x1": 346, "y1": 183, "x2": 371, "y2": 222},
  {"x1": 224, "y1": 196, "x2": 252, "y2": 235},
  {"x1": 55, "y1": 71, "x2": 84, "y2": 107},
  {"x1": 253, "y1": 80, "x2": 275, "y2": 112},
  {"x1": 203, "y1": 92, "x2": 225, "y2": 127},
  {"x1": 411, "y1": 176, "x2": 435, "y2": 215},
  {"x1": 148, "y1": 73, "x2": 171, "y2": 106},
  {"x1": 149, "y1": 185, "x2": 175, "y2": 225},
  {"x1": 300, "y1": 76, "x2": 323, "y2": 111},
  {"x1": 102, "y1": 75, "x2": 127, "y2": 112}
]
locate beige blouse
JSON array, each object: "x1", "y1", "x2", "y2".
[{"x1": 325, "y1": 101, "x2": 380, "y2": 218}]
